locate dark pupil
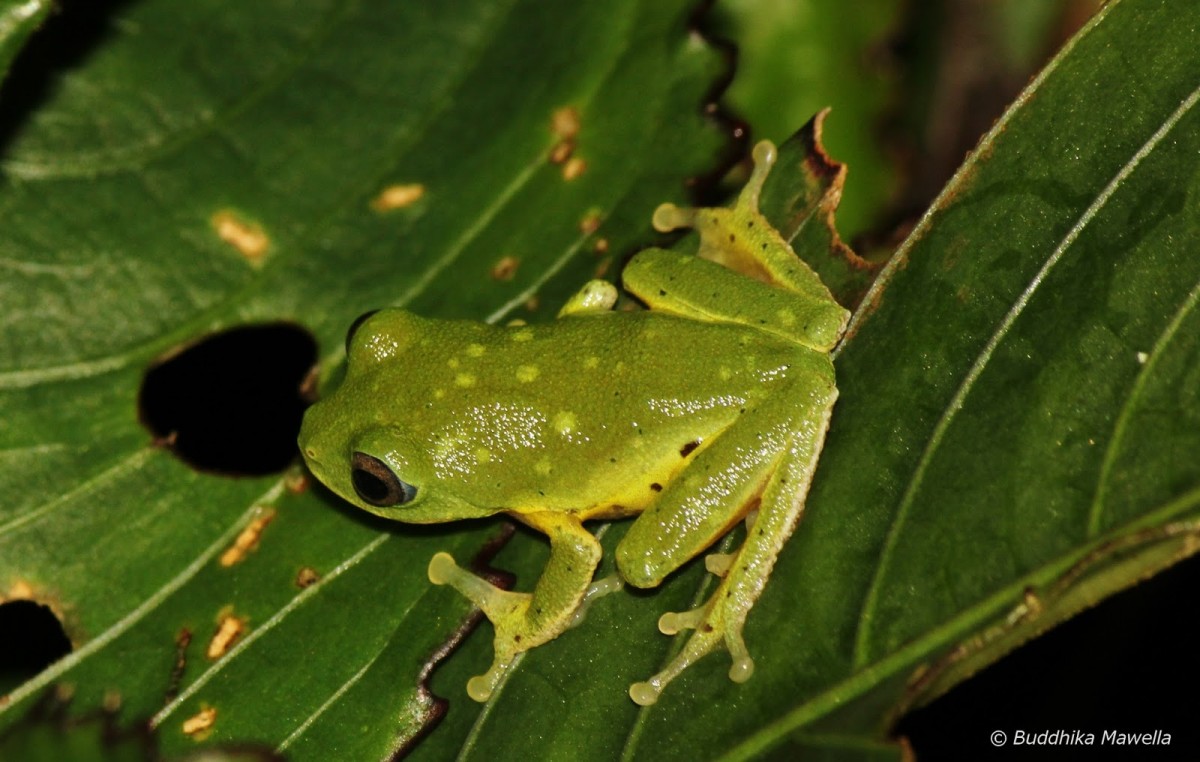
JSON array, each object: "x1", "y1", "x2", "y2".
[
  {"x1": 352, "y1": 466, "x2": 391, "y2": 503},
  {"x1": 350, "y1": 451, "x2": 415, "y2": 507}
]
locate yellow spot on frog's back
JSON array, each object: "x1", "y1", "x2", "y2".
[
  {"x1": 491, "y1": 255, "x2": 520, "y2": 281},
  {"x1": 448, "y1": 357, "x2": 460, "y2": 369},
  {"x1": 511, "y1": 328, "x2": 534, "y2": 342},
  {"x1": 466, "y1": 343, "x2": 486, "y2": 357},
  {"x1": 455, "y1": 373, "x2": 476, "y2": 388},
  {"x1": 775, "y1": 309, "x2": 796, "y2": 326},
  {"x1": 719, "y1": 366, "x2": 732, "y2": 381},
  {"x1": 182, "y1": 706, "x2": 217, "y2": 737},
  {"x1": 211, "y1": 210, "x2": 269, "y2": 263},
  {"x1": 516, "y1": 365, "x2": 540, "y2": 382},
  {"x1": 207, "y1": 612, "x2": 246, "y2": 659},
  {"x1": 433, "y1": 388, "x2": 446, "y2": 400},
  {"x1": 535, "y1": 458, "x2": 552, "y2": 475},
  {"x1": 554, "y1": 411, "x2": 577, "y2": 435},
  {"x1": 219, "y1": 508, "x2": 276, "y2": 567},
  {"x1": 371, "y1": 183, "x2": 425, "y2": 212},
  {"x1": 475, "y1": 448, "x2": 492, "y2": 464},
  {"x1": 584, "y1": 356, "x2": 599, "y2": 369},
  {"x1": 562, "y1": 157, "x2": 587, "y2": 181}
]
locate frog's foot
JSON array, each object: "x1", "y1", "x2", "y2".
[
  {"x1": 652, "y1": 141, "x2": 777, "y2": 240},
  {"x1": 428, "y1": 552, "x2": 537, "y2": 701},
  {"x1": 568, "y1": 575, "x2": 624, "y2": 628},
  {"x1": 629, "y1": 594, "x2": 755, "y2": 707}
]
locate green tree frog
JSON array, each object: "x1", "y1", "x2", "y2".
[{"x1": 299, "y1": 141, "x2": 850, "y2": 706}]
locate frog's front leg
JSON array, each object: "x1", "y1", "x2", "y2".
[
  {"x1": 428, "y1": 511, "x2": 601, "y2": 701},
  {"x1": 557, "y1": 279, "x2": 618, "y2": 317},
  {"x1": 616, "y1": 352, "x2": 837, "y2": 705}
]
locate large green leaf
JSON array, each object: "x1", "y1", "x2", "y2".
[
  {"x1": 0, "y1": 0, "x2": 729, "y2": 757},
  {"x1": 3, "y1": 0, "x2": 1198, "y2": 759}
]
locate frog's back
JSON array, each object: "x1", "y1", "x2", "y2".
[{"x1": 370, "y1": 310, "x2": 821, "y2": 514}]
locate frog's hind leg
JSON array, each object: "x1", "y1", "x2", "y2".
[
  {"x1": 621, "y1": 356, "x2": 837, "y2": 706},
  {"x1": 428, "y1": 511, "x2": 603, "y2": 702}
]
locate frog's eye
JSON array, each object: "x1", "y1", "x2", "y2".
[
  {"x1": 345, "y1": 310, "x2": 381, "y2": 354},
  {"x1": 351, "y1": 451, "x2": 416, "y2": 506}
]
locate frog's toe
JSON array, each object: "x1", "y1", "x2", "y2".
[
  {"x1": 466, "y1": 654, "x2": 517, "y2": 702},
  {"x1": 652, "y1": 202, "x2": 698, "y2": 233},
  {"x1": 657, "y1": 605, "x2": 705, "y2": 635},
  {"x1": 427, "y1": 551, "x2": 458, "y2": 585},
  {"x1": 727, "y1": 631, "x2": 755, "y2": 683},
  {"x1": 427, "y1": 551, "x2": 528, "y2": 620},
  {"x1": 629, "y1": 677, "x2": 664, "y2": 706},
  {"x1": 704, "y1": 551, "x2": 734, "y2": 577}
]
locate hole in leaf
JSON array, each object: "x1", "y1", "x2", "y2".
[
  {"x1": 0, "y1": 600, "x2": 72, "y2": 692},
  {"x1": 139, "y1": 323, "x2": 318, "y2": 475}
]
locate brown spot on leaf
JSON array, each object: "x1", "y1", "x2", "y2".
[
  {"x1": 284, "y1": 469, "x2": 309, "y2": 494},
  {"x1": 219, "y1": 508, "x2": 276, "y2": 567},
  {"x1": 295, "y1": 567, "x2": 320, "y2": 588},
  {"x1": 549, "y1": 140, "x2": 574, "y2": 164},
  {"x1": 579, "y1": 210, "x2": 602, "y2": 234},
  {"x1": 206, "y1": 612, "x2": 246, "y2": 660},
  {"x1": 562, "y1": 156, "x2": 587, "y2": 181},
  {"x1": 551, "y1": 106, "x2": 581, "y2": 140},
  {"x1": 211, "y1": 210, "x2": 269, "y2": 262},
  {"x1": 181, "y1": 706, "x2": 217, "y2": 738},
  {"x1": 371, "y1": 183, "x2": 425, "y2": 212},
  {"x1": 490, "y1": 255, "x2": 520, "y2": 281}
]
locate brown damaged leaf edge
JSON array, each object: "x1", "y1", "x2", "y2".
[
  {"x1": 389, "y1": 523, "x2": 516, "y2": 760},
  {"x1": 892, "y1": 519, "x2": 1200, "y2": 724},
  {"x1": 802, "y1": 110, "x2": 877, "y2": 290},
  {"x1": 764, "y1": 110, "x2": 878, "y2": 313}
]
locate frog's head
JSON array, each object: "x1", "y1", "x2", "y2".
[{"x1": 298, "y1": 309, "x2": 495, "y2": 524}]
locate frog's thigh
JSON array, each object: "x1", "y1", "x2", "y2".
[
  {"x1": 615, "y1": 359, "x2": 835, "y2": 588},
  {"x1": 623, "y1": 249, "x2": 843, "y2": 351}
]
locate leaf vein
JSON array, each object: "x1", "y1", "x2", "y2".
[{"x1": 850, "y1": 79, "x2": 1200, "y2": 668}]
